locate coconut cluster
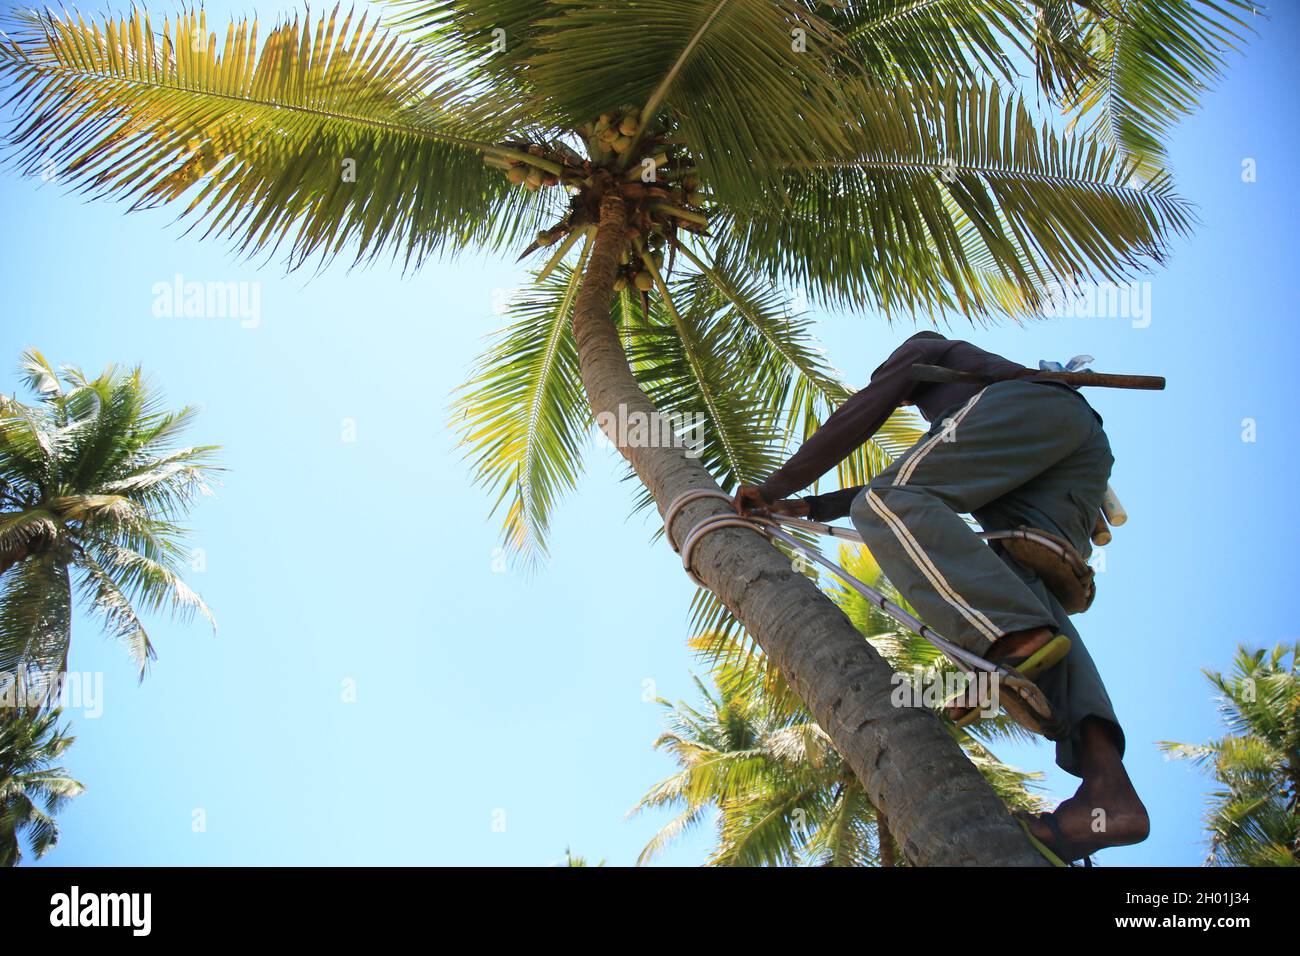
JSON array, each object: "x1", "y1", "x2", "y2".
[
  {"x1": 613, "y1": 232, "x2": 666, "y2": 293},
  {"x1": 586, "y1": 106, "x2": 646, "y2": 160},
  {"x1": 487, "y1": 111, "x2": 704, "y2": 216},
  {"x1": 494, "y1": 144, "x2": 567, "y2": 191},
  {"x1": 483, "y1": 109, "x2": 708, "y2": 299}
]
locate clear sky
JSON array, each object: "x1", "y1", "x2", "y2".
[{"x1": 2, "y1": 1, "x2": 1296, "y2": 866}]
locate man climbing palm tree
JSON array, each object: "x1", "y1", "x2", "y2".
[{"x1": 735, "y1": 331, "x2": 1149, "y2": 863}]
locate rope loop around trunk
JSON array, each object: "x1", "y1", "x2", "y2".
[{"x1": 663, "y1": 489, "x2": 1009, "y2": 676}]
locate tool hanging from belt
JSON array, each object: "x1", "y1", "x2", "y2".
[{"x1": 663, "y1": 489, "x2": 1080, "y2": 724}]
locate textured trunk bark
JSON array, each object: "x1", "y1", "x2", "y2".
[
  {"x1": 571, "y1": 192, "x2": 1046, "y2": 866},
  {"x1": 0, "y1": 545, "x2": 34, "y2": 578},
  {"x1": 877, "y1": 811, "x2": 896, "y2": 867}
]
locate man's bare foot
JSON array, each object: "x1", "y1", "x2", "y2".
[
  {"x1": 944, "y1": 626, "x2": 1055, "y2": 721},
  {"x1": 1026, "y1": 719, "x2": 1150, "y2": 861},
  {"x1": 987, "y1": 626, "x2": 1055, "y2": 665},
  {"x1": 1026, "y1": 781, "x2": 1150, "y2": 861}
]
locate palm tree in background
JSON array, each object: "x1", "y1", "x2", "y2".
[
  {"x1": 1161, "y1": 644, "x2": 1299, "y2": 867},
  {"x1": 0, "y1": 709, "x2": 84, "y2": 865},
  {"x1": 559, "y1": 847, "x2": 604, "y2": 867},
  {"x1": 0, "y1": 0, "x2": 1255, "y2": 864},
  {"x1": 636, "y1": 546, "x2": 1048, "y2": 865},
  {"x1": 0, "y1": 351, "x2": 218, "y2": 690}
]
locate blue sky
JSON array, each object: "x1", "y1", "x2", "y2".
[{"x1": 2, "y1": 1, "x2": 1296, "y2": 866}]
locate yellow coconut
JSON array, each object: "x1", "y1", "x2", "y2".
[
  {"x1": 634, "y1": 272, "x2": 654, "y2": 292},
  {"x1": 506, "y1": 166, "x2": 527, "y2": 185},
  {"x1": 618, "y1": 116, "x2": 638, "y2": 136},
  {"x1": 611, "y1": 136, "x2": 633, "y2": 154}
]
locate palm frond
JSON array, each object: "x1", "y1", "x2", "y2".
[
  {"x1": 84, "y1": 539, "x2": 213, "y2": 635},
  {"x1": 100, "y1": 446, "x2": 221, "y2": 519},
  {"x1": 1064, "y1": 0, "x2": 1258, "y2": 175},
  {"x1": 803, "y1": 780, "x2": 876, "y2": 867},
  {"x1": 712, "y1": 782, "x2": 825, "y2": 866},
  {"x1": 452, "y1": 246, "x2": 594, "y2": 564},
  {"x1": 0, "y1": 398, "x2": 57, "y2": 492},
  {"x1": 1161, "y1": 642, "x2": 1299, "y2": 866},
  {"x1": 18, "y1": 349, "x2": 63, "y2": 399},
  {"x1": 668, "y1": 239, "x2": 929, "y2": 488},
  {"x1": 0, "y1": 709, "x2": 83, "y2": 866},
  {"x1": 416, "y1": 0, "x2": 859, "y2": 200},
  {"x1": 72, "y1": 549, "x2": 156, "y2": 676},
  {"x1": 626, "y1": 270, "x2": 786, "y2": 492},
  {"x1": 830, "y1": 0, "x2": 1036, "y2": 84},
  {"x1": 0, "y1": 509, "x2": 59, "y2": 559},
  {"x1": 0, "y1": 5, "x2": 540, "y2": 269},
  {"x1": 0, "y1": 551, "x2": 72, "y2": 687},
  {"x1": 729, "y1": 78, "x2": 1194, "y2": 318}
]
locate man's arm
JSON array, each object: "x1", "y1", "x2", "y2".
[
  {"x1": 744, "y1": 336, "x2": 936, "y2": 509},
  {"x1": 737, "y1": 485, "x2": 865, "y2": 522},
  {"x1": 804, "y1": 485, "x2": 865, "y2": 521}
]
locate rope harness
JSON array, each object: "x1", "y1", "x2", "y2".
[
  {"x1": 665, "y1": 488, "x2": 1099, "y2": 865},
  {"x1": 663, "y1": 488, "x2": 1088, "y2": 685}
]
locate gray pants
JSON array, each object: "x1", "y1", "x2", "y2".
[{"x1": 850, "y1": 380, "x2": 1123, "y2": 775}]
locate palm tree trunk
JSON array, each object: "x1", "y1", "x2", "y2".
[
  {"x1": 570, "y1": 191, "x2": 1047, "y2": 866},
  {"x1": 877, "y1": 811, "x2": 896, "y2": 867}
]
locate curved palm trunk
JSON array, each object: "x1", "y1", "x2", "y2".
[
  {"x1": 571, "y1": 192, "x2": 1046, "y2": 866},
  {"x1": 877, "y1": 810, "x2": 896, "y2": 867}
]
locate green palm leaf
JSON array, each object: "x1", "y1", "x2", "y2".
[
  {"x1": 636, "y1": 619, "x2": 1047, "y2": 865},
  {"x1": 832, "y1": 0, "x2": 1039, "y2": 84},
  {"x1": 0, "y1": 354, "x2": 217, "y2": 678},
  {"x1": 399, "y1": 1, "x2": 869, "y2": 199},
  {"x1": 0, "y1": 709, "x2": 84, "y2": 866},
  {"x1": 626, "y1": 271, "x2": 786, "y2": 492},
  {"x1": 453, "y1": 246, "x2": 594, "y2": 565},
  {"x1": 729, "y1": 78, "x2": 1193, "y2": 317},
  {"x1": 0, "y1": 6, "x2": 547, "y2": 268},
  {"x1": 0, "y1": 552, "x2": 72, "y2": 688},
  {"x1": 1064, "y1": 0, "x2": 1258, "y2": 175},
  {"x1": 1161, "y1": 642, "x2": 1300, "y2": 866},
  {"x1": 72, "y1": 549, "x2": 156, "y2": 673}
]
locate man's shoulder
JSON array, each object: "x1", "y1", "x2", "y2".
[
  {"x1": 897, "y1": 330, "x2": 956, "y2": 360},
  {"x1": 903, "y1": 330, "x2": 948, "y2": 344},
  {"x1": 896, "y1": 331, "x2": 1017, "y2": 370}
]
